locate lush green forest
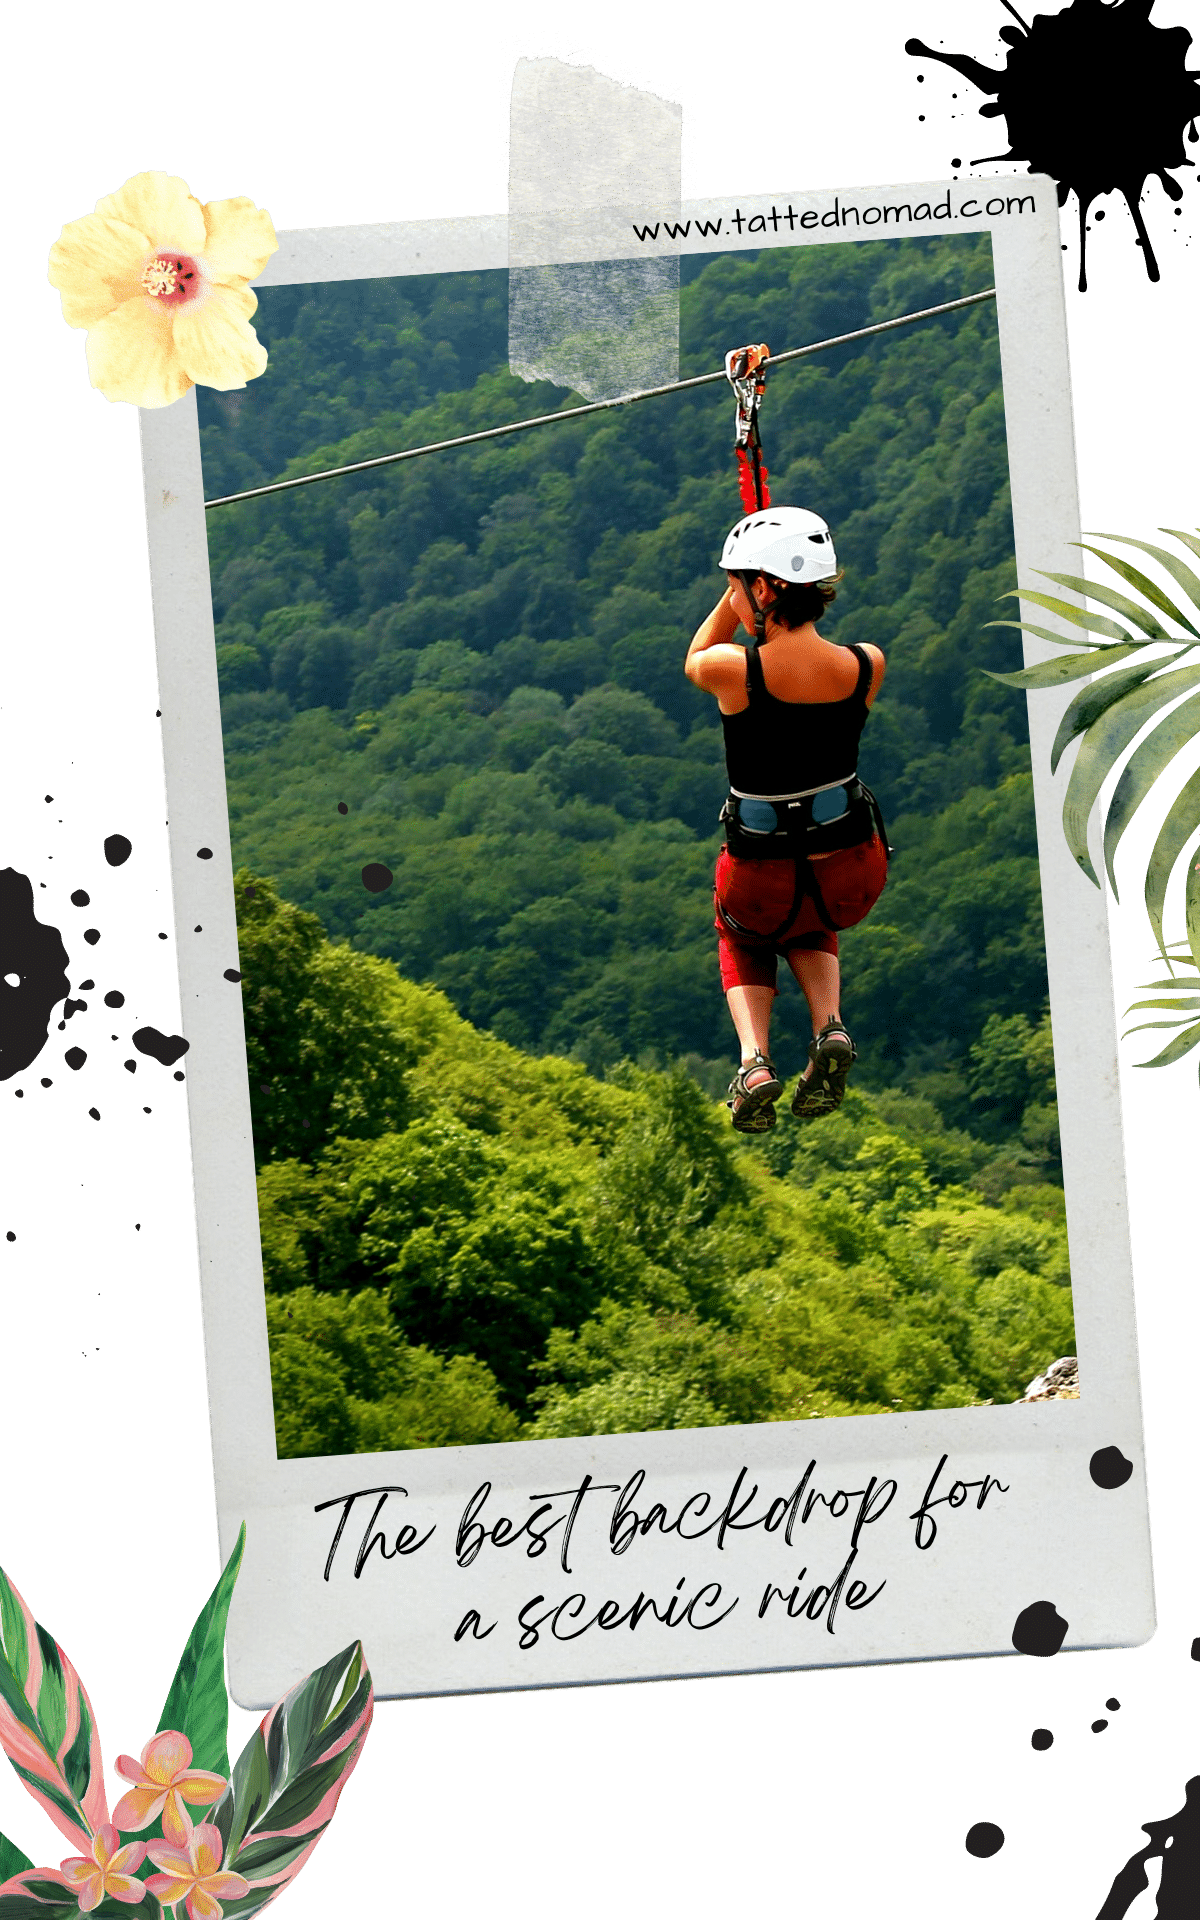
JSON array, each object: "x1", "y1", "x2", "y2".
[
  {"x1": 198, "y1": 232, "x2": 1073, "y2": 1452},
  {"x1": 242, "y1": 875, "x2": 1072, "y2": 1453}
]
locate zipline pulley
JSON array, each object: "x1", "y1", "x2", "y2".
[{"x1": 724, "y1": 342, "x2": 772, "y2": 513}]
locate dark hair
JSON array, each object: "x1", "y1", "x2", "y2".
[{"x1": 758, "y1": 571, "x2": 840, "y2": 628}]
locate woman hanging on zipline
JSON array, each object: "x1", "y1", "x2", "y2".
[{"x1": 685, "y1": 505, "x2": 889, "y2": 1133}]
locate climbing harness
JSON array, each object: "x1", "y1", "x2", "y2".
[{"x1": 724, "y1": 342, "x2": 772, "y2": 514}]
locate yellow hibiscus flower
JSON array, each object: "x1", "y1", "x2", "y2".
[{"x1": 48, "y1": 171, "x2": 278, "y2": 408}]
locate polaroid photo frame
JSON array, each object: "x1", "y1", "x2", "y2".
[{"x1": 139, "y1": 175, "x2": 1153, "y2": 1704}]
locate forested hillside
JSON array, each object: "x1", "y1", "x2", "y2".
[
  {"x1": 198, "y1": 233, "x2": 1071, "y2": 1451},
  {"x1": 243, "y1": 876, "x2": 1073, "y2": 1455},
  {"x1": 200, "y1": 232, "x2": 1051, "y2": 1155}
]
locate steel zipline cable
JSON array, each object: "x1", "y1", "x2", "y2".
[{"x1": 202, "y1": 287, "x2": 998, "y2": 511}]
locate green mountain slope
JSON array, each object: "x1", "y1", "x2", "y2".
[
  {"x1": 201, "y1": 231, "x2": 1053, "y2": 1163},
  {"x1": 242, "y1": 876, "x2": 1073, "y2": 1454}
]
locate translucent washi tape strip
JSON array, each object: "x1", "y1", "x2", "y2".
[{"x1": 508, "y1": 57, "x2": 683, "y2": 402}]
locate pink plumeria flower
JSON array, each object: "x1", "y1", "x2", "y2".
[
  {"x1": 146, "y1": 1823, "x2": 249, "y2": 1920},
  {"x1": 113, "y1": 1732, "x2": 227, "y2": 1847},
  {"x1": 60, "y1": 1824, "x2": 147, "y2": 1911}
]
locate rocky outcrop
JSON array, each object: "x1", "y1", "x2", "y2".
[{"x1": 1020, "y1": 1356, "x2": 1079, "y2": 1401}]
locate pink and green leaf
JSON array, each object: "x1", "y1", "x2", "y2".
[
  {"x1": 0, "y1": 1568, "x2": 106, "y2": 1849},
  {"x1": 156, "y1": 1525, "x2": 245, "y2": 1778},
  {"x1": 210, "y1": 1641, "x2": 373, "y2": 1914},
  {"x1": 0, "y1": 1877, "x2": 163, "y2": 1920}
]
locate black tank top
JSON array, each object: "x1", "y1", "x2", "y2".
[{"x1": 721, "y1": 642, "x2": 874, "y2": 797}]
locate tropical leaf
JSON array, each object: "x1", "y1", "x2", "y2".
[
  {"x1": 983, "y1": 618, "x2": 1106, "y2": 650},
  {"x1": 1062, "y1": 663, "x2": 1200, "y2": 885},
  {"x1": 986, "y1": 641, "x2": 1142, "y2": 691},
  {"x1": 0, "y1": 1568, "x2": 106, "y2": 1849},
  {"x1": 0, "y1": 1878, "x2": 162, "y2": 1920},
  {"x1": 1160, "y1": 526, "x2": 1200, "y2": 563},
  {"x1": 1121, "y1": 1006, "x2": 1198, "y2": 1021},
  {"x1": 1103, "y1": 691, "x2": 1200, "y2": 894},
  {"x1": 1088, "y1": 532, "x2": 1200, "y2": 630},
  {"x1": 1038, "y1": 570, "x2": 1171, "y2": 641},
  {"x1": 209, "y1": 1641, "x2": 373, "y2": 1916},
  {"x1": 156, "y1": 1525, "x2": 245, "y2": 1777},
  {"x1": 1188, "y1": 849, "x2": 1200, "y2": 969},
  {"x1": 1144, "y1": 768, "x2": 1200, "y2": 961},
  {"x1": 1131, "y1": 1018, "x2": 1200, "y2": 1069},
  {"x1": 0, "y1": 1839, "x2": 31, "y2": 1886},
  {"x1": 1050, "y1": 657, "x2": 1162, "y2": 774},
  {"x1": 1079, "y1": 542, "x2": 1200, "y2": 639},
  {"x1": 1003, "y1": 586, "x2": 1138, "y2": 640}
]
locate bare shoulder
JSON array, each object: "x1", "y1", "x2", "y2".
[{"x1": 686, "y1": 642, "x2": 748, "y2": 707}]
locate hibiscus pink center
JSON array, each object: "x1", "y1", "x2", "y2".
[{"x1": 140, "y1": 253, "x2": 203, "y2": 305}]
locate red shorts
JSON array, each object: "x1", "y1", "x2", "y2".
[{"x1": 714, "y1": 836, "x2": 888, "y2": 993}]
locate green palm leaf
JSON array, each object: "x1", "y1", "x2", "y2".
[
  {"x1": 1131, "y1": 1018, "x2": 1200, "y2": 1069},
  {"x1": 1145, "y1": 768, "x2": 1200, "y2": 961},
  {"x1": 1079, "y1": 543, "x2": 1200, "y2": 639},
  {"x1": 986, "y1": 641, "x2": 1142, "y2": 691},
  {"x1": 1188, "y1": 851, "x2": 1200, "y2": 968},
  {"x1": 1103, "y1": 691, "x2": 1200, "y2": 894},
  {"x1": 1038, "y1": 570, "x2": 1170, "y2": 641},
  {"x1": 1160, "y1": 527, "x2": 1200, "y2": 563},
  {"x1": 1005, "y1": 586, "x2": 1138, "y2": 640},
  {"x1": 983, "y1": 618, "x2": 1106, "y2": 651},
  {"x1": 1088, "y1": 532, "x2": 1200, "y2": 629},
  {"x1": 1063, "y1": 664, "x2": 1200, "y2": 885},
  {"x1": 1051, "y1": 658, "x2": 1162, "y2": 773}
]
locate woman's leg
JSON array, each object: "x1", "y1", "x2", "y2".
[
  {"x1": 725, "y1": 984, "x2": 778, "y2": 1085},
  {"x1": 786, "y1": 946, "x2": 841, "y2": 1038}
]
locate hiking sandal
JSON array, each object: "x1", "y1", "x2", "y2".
[
  {"x1": 726, "y1": 1051, "x2": 783, "y2": 1133},
  {"x1": 791, "y1": 1021, "x2": 857, "y2": 1121}
]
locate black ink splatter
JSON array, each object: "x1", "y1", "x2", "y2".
[
  {"x1": 337, "y1": 802, "x2": 349, "y2": 814},
  {"x1": 1091, "y1": 1446, "x2": 1134, "y2": 1488},
  {"x1": 197, "y1": 847, "x2": 213, "y2": 860},
  {"x1": 79, "y1": 979, "x2": 94, "y2": 990},
  {"x1": 965, "y1": 1822, "x2": 1005, "y2": 1857},
  {"x1": 65, "y1": 1048, "x2": 87, "y2": 1070},
  {"x1": 124, "y1": 1060, "x2": 136, "y2": 1073},
  {"x1": 1012, "y1": 1600, "x2": 1068, "y2": 1656},
  {"x1": 83, "y1": 929, "x2": 100, "y2": 946},
  {"x1": 70, "y1": 890, "x2": 89, "y2": 907},
  {"x1": 132, "y1": 1027, "x2": 190, "y2": 1067},
  {"x1": 104, "y1": 991, "x2": 124, "y2": 1008},
  {"x1": 63, "y1": 999, "x2": 86, "y2": 1021},
  {"x1": 1107, "y1": 1697, "x2": 1121, "y2": 1710},
  {"x1": 1096, "y1": 1776, "x2": 1200, "y2": 1918},
  {"x1": 103, "y1": 834, "x2": 132, "y2": 867},
  {"x1": 906, "y1": 0, "x2": 1200, "y2": 290},
  {"x1": 362, "y1": 862, "x2": 394, "y2": 893},
  {"x1": 1031, "y1": 1727, "x2": 1054, "y2": 1749},
  {"x1": 88, "y1": 1108, "x2": 100, "y2": 1121},
  {"x1": 1191, "y1": 1638, "x2": 1200, "y2": 1660},
  {"x1": 224, "y1": 968, "x2": 242, "y2": 983},
  {"x1": 0, "y1": 870, "x2": 70, "y2": 1080},
  {"x1": 1093, "y1": 1718, "x2": 1109, "y2": 1732}
]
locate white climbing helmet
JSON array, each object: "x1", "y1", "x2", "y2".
[{"x1": 719, "y1": 506, "x2": 837, "y2": 583}]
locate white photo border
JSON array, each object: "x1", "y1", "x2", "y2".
[{"x1": 139, "y1": 175, "x2": 1154, "y2": 1705}]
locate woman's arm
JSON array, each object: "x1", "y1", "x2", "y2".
[{"x1": 685, "y1": 590, "x2": 745, "y2": 693}]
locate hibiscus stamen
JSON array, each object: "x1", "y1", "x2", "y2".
[{"x1": 141, "y1": 253, "x2": 203, "y2": 306}]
